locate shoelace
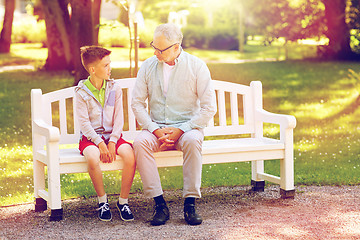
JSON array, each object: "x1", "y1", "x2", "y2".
[
  {"x1": 97, "y1": 203, "x2": 110, "y2": 216},
  {"x1": 121, "y1": 205, "x2": 132, "y2": 215}
]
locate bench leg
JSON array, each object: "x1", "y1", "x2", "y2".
[
  {"x1": 50, "y1": 208, "x2": 63, "y2": 221},
  {"x1": 47, "y1": 144, "x2": 63, "y2": 220},
  {"x1": 251, "y1": 160, "x2": 264, "y2": 192},
  {"x1": 35, "y1": 198, "x2": 63, "y2": 221},
  {"x1": 35, "y1": 198, "x2": 47, "y2": 212},
  {"x1": 280, "y1": 130, "x2": 295, "y2": 199},
  {"x1": 251, "y1": 180, "x2": 265, "y2": 192},
  {"x1": 280, "y1": 189, "x2": 295, "y2": 199},
  {"x1": 33, "y1": 159, "x2": 46, "y2": 207}
]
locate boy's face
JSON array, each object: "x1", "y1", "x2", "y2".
[{"x1": 90, "y1": 55, "x2": 111, "y2": 80}]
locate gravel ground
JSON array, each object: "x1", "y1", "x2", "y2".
[{"x1": 1, "y1": 185, "x2": 359, "y2": 240}]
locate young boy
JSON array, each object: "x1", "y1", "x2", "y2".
[{"x1": 75, "y1": 45, "x2": 136, "y2": 222}]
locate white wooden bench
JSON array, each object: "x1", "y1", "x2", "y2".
[{"x1": 31, "y1": 78, "x2": 296, "y2": 221}]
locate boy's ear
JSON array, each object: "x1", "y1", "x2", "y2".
[{"x1": 89, "y1": 66, "x2": 95, "y2": 74}]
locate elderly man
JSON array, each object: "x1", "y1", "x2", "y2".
[{"x1": 131, "y1": 23, "x2": 217, "y2": 226}]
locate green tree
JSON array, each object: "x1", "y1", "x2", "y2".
[
  {"x1": 245, "y1": 0, "x2": 360, "y2": 59},
  {"x1": 39, "y1": 0, "x2": 101, "y2": 85},
  {"x1": 320, "y1": 0, "x2": 356, "y2": 59},
  {"x1": 0, "y1": 0, "x2": 15, "y2": 53},
  {"x1": 139, "y1": 0, "x2": 194, "y2": 23},
  {"x1": 70, "y1": 0, "x2": 96, "y2": 85},
  {"x1": 244, "y1": 0, "x2": 324, "y2": 45},
  {"x1": 92, "y1": 0, "x2": 101, "y2": 45},
  {"x1": 40, "y1": 0, "x2": 72, "y2": 71}
]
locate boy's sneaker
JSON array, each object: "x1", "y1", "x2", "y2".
[
  {"x1": 97, "y1": 202, "x2": 112, "y2": 221},
  {"x1": 117, "y1": 202, "x2": 134, "y2": 221}
]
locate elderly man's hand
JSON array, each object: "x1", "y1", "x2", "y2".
[{"x1": 153, "y1": 127, "x2": 184, "y2": 150}]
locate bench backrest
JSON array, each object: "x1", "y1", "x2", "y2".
[{"x1": 31, "y1": 78, "x2": 263, "y2": 145}]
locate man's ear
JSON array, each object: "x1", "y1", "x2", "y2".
[{"x1": 174, "y1": 44, "x2": 180, "y2": 51}]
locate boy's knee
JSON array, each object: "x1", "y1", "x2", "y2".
[
  {"x1": 87, "y1": 157, "x2": 100, "y2": 171},
  {"x1": 122, "y1": 156, "x2": 136, "y2": 168},
  {"x1": 83, "y1": 146, "x2": 100, "y2": 169},
  {"x1": 118, "y1": 144, "x2": 136, "y2": 166},
  {"x1": 117, "y1": 143, "x2": 133, "y2": 155}
]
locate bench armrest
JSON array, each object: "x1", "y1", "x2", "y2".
[
  {"x1": 33, "y1": 119, "x2": 60, "y2": 142},
  {"x1": 256, "y1": 109, "x2": 296, "y2": 129}
]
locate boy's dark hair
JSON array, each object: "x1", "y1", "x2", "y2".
[{"x1": 80, "y1": 46, "x2": 111, "y2": 72}]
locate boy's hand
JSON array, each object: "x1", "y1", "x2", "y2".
[
  {"x1": 107, "y1": 141, "x2": 116, "y2": 162},
  {"x1": 99, "y1": 141, "x2": 111, "y2": 163}
]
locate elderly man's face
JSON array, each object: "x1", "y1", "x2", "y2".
[{"x1": 151, "y1": 35, "x2": 179, "y2": 65}]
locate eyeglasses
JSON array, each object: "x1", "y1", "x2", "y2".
[{"x1": 150, "y1": 41, "x2": 179, "y2": 54}]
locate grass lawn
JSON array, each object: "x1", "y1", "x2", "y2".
[{"x1": 0, "y1": 43, "x2": 359, "y2": 206}]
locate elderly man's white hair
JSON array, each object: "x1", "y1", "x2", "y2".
[{"x1": 154, "y1": 23, "x2": 183, "y2": 44}]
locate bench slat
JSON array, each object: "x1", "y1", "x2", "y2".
[
  {"x1": 230, "y1": 92, "x2": 239, "y2": 125},
  {"x1": 37, "y1": 138, "x2": 282, "y2": 163},
  {"x1": 217, "y1": 90, "x2": 227, "y2": 126}
]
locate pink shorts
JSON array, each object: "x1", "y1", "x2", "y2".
[{"x1": 79, "y1": 135, "x2": 132, "y2": 155}]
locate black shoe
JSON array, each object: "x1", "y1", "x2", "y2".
[
  {"x1": 97, "y1": 202, "x2": 112, "y2": 221},
  {"x1": 150, "y1": 203, "x2": 169, "y2": 226},
  {"x1": 117, "y1": 202, "x2": 134, "y2": 221},
  {"x1": 184, "y1": 204, "x2": 202, "y2": 225}
]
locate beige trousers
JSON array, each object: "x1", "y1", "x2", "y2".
[{"x1": 133, "y1": 129, "x2": 204, "y2": 199}]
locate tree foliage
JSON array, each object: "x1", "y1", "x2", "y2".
[
  {"x1": 243, "y1": 0, "x2": 325, "y2": 45},
  {"x1": 4, "y1": 0, "x2": 360, "y2": 67}
]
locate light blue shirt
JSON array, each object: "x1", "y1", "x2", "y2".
[{"x1": 131, "y1": 50, "x2": 217, "y2": 133}]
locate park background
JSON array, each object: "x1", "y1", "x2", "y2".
[{"x1": 0, "y1": 0, "x2": 359, "y2": 207}]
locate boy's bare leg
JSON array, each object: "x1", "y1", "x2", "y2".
[
  {"x1": 117, "y1": 144, "x2": 136, "y2": 198},
  {"x1": 83, "y1": 145, "x2": 106, "y2": 197}
]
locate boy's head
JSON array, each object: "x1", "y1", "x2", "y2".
[{"x1": 80, "y1": 46, "x2": 111, "y2": 73}]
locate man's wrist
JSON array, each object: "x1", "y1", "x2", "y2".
[{"x1": 152, "y1": 128, "x2": 162, "y2": 138}]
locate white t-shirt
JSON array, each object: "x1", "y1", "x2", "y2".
[{"x1": 162, "y1": 62, "x2": 175, "y2": 96}]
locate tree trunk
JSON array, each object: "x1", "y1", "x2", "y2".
[
  {"x1": 322, "y1": 0, "x2": 356, "y2": 59},
  {"x1": 0, "y1": 0, "x2": 15, "y2": 53},
  {"x1": 92, "y1": 0, "x2": 101, "y2": 45},
  {"x1": 41, "y1": 0, "x2": 73, "y2": 70},
  {"x1": 71, "y1": 0, "x2": 95, "y2": 85}
]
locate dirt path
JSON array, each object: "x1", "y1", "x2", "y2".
[{"x1": 1, "y1": 185, "x2": 359, "y2": 240}]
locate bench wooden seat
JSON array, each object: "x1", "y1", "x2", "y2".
[{"x1": 31, "y1": 78, "x2": 296, "y2": 221}]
